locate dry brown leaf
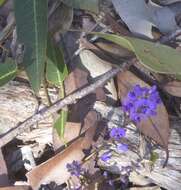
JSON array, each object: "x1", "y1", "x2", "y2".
[
  {"x1": 163, "y1": 81, "x2": 181, "y2": 97},
  {"x1": 27, "y1": 119, "x2": 97, "y2": 190},
  {"x1": 64, "y1": 68, "x2": 88, "y2": 95},
  {"x1": 0, "y1": 186, "x2": 31, "y2": 190},
  {"x1": 117, "y1": 71, "x2": 170, "y2": 148},
  {"x1": 27, "y1": 138, "x2": 85, "y2": 189}
]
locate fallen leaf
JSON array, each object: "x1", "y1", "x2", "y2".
[
  {"x1": 64, "y1": 68, "x2": 106, "y2": 123},
  {"x1": 117, "y1": 71, "x2": 170, "y2": 148},
  {"x1": 27, "y1": 118, "x2": 97, "y2": 189},
  {"x1": 112, "y1": 0, "x2": 179, "y2": 38},
  {"x1": 79, "y1": 45, "x2": 117, "y2": 101},
  {"x1": 163, "y1": 81, "x2": 181, "y2": 97},
  {"x1": 64, "y1": 68, "x2": 88, "y2": 95},
  {"x1": 0, "y1": 186, "x2": 31, "y2": 190},
  {"x1": 53, "y1": 111, "x2": 98, "y2": 151},
  {"x1": 27, "y1": 138, "x2": 85, "y2": 189}
]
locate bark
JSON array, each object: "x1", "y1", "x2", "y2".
[{"x1": 94, "y1": 102, "x2": 181, "y2": 190}]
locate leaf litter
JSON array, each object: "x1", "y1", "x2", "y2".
[{"x1": 0, "y1": 0, "x2": 181, "y2": 189}]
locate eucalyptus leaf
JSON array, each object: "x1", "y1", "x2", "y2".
[
  {"x1": 63, "y1": 0, "x2": 99, "y2": 13},
  {"x1": 95, "y1": 33, "x2": 181, "y2": 75},
  {"x1": 14, "y1": 0, "x2": 48, "y2": 92},
  {"x1": 0, "y1": 59, "x2": 17, "y2": 86},
  {"x1": 112, "y1": 0, "x2": 179, "y2": 38},
  {"x1": 46, "y1": 37, "x2": 68, "y2": 86}
]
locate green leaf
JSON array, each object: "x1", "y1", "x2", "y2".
[
  {"x1": 46, "y1": 37, "x2": 68, "y2": 86},
  {"x1": 63, "y1": 0, "x2": 99, "y2": 13},
  {"x1": 0, "y1": 59, "x2": 17, "y2": 86},
  {"x1": 14, "y1": 0, "x2": 48, "y2": 92},
  {"x1": 95, "y1": 33, "x2": 181, "y2": 75},
  {"x1": 54, "y1": 110, "x2": 68, "y2": 138},
  {"x1": 46, "y1": 36, "x2": 68, "y2": 138},
  {"x1": 150, "y1": 151, "x2": 159, "y2": 164},
  {"x1": 0, "y1": 0, "x2": 6, "y2": 6}
]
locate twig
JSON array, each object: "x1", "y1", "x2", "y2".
[
  {"x1": 0, "y1": 64, "x2": 129, "y2": 148},
  {"x1": 159, "y1": 29, "x2": 181, "y2": 43}
]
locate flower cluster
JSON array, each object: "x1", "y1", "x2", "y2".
[
  {"x1": 66, "y1": 160, "x2": 84, "y2": 177},
  {"x1": 109, "y1": 127, "x2": 126, "y2": 141},
  {"x1": 123, "y1": 85, "x2": 161, "y2": 123}
]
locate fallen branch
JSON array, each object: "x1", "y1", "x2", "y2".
[{"x1": 0, "y1": 64, "x2": 128, "y2": 148}]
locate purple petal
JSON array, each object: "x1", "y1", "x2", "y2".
[{"x1": 117, "y1": 143, "x2": 128, "y2": 152}]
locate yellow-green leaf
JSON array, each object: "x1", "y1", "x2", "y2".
[
  {"x1": 0, "y1": 59, "x2": 17, "y2": 86},
  {"x1": 54, "y1": 110, "x2": 68, "y2": 138},
  {"x1": 95, "y1": 33, "x2": 181, "y2": 75},
  {"x1": 46, "y1": 37, "x2": 68, "y2": 86}
]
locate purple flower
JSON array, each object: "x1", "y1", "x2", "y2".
[
  {"x1": 100, "y1": 151, "x2": 112, "y2": 162},
  {"x1": 66, "y1": 160, "x2": 84, "y2": 177},
  {"x1": 116, "y1": 143, "x2": 128, "y2": 152},
  {"x1": 123, "y1": 85, "x2": 161, "y2": 123},
  {"x1": 109, "y1": 127, "x2": 126, "y2": 141}
]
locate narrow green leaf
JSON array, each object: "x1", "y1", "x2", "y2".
[
  {"x1": 14, "y1": 0, "x2": 48, "y2": 92},
  {"x1": 46, "y1": 37, "x2": 68, "y2": 86},
  {"x1": 64, "y1": 0, "x2": 99, "y2": 13},
  {"x1": 54, "y1": 110, "x2": 68, "y2": 138},
  {"x1": 46, "y1": 36, "x2": 68, "y2": 138},
  {"x1": 95, "y1": 33, "x2": 181, "y2": 75},
  {"x1": 0, "y1": 59, "x2": 17, "y2": 86}
]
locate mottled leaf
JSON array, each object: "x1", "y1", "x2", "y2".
[
  {"x1": 117, "y1": 71, "x2": 169, "y2": 148},
  {"x1": 14, "y1": 0, "x2": 48, "y2": 92},
  {"x1": 0, "y1": 59, "x2": 17, "y2": 86},
  {"x1": 95, "y1": 33, "x2": 181, "y2": 76}
]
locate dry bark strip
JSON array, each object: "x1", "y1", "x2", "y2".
[{"x1": 0, "y1": 65, "x2": 128, "y2": 148}]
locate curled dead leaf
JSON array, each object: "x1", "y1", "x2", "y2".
[
  {"x1": 117, "y1": 71, "x2": 170, "y2": 148},
  {"x1": 163, "y1": 81, "x2": 181, "y2": 97}
]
